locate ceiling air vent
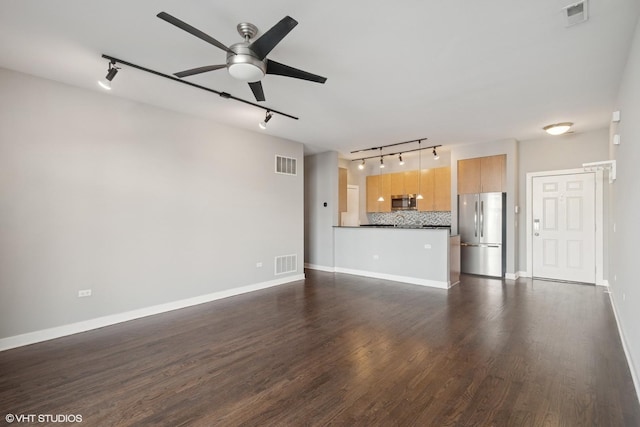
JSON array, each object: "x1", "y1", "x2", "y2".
[
  {"x1": 275, "y1": 155, "x2": 297, "y2": 175},
  {"x1": 563, "y1": 1, "x2": 588, "y2": 27}
]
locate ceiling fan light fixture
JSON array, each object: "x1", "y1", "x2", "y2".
[
  {"x1": 543, "y1": 122, "x2": 573, "y2": 135},
  {"x1": 228, "y1": 62, "x2": 265, "y2": 82}
]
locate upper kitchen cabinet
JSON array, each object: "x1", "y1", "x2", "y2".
[
  {"x1": 390, "y1": 172, "x2": 404, "y2": 196},
  {"x1": 457, "y1": 155, "x2": 505, "y2": 194},
  {"x1": 433, "y1": 166, "x2": 451, "y2": 211},
  {"x1": 404, "y1": 170, "x2": 419, "y2": 194},
  {"x1": 366, "y1": 174, "x2": 391, "y2": 213},
  {"x1": 418, "y1": 166, "x2": 451, "y2": 211}
]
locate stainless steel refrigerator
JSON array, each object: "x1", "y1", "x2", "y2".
[{"x1": 458, "y1": 192, "x2": 506, "y2": 277}]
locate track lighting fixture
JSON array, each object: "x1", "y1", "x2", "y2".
[
  {"x1": 259, "y1": 110, "x2": 273, "y2": 129},
  {"x1": 543, "y1": 122, "x2": 573, "y2": 135},
  {"x1": 358, "y1": 159, "x2": 365, "y2": 170},
  {"x1": 433, "y1": 147, "x2": 439, "y2": 160},
  {"x1": 416, "y1": 140, "x2": 424, "y2": 200},
  {"x1": 379, "y1": 156, "x2": 385, "y2": 168},
  {"x1": 98, "y1": 60, "x2": 119, "y2": 90},
  {"x1": 398, "y1": 154, "x2": 404, "y2": 166}
]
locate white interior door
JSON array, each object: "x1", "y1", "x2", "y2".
[
  {"x1": 532, "y1": 173, "x2": 595, "y2": 283},
  {"x1": 341, "y1": 185, "x2": 360, "y2": 226}
]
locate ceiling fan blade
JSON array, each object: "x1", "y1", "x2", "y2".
[
  {"x1": 249, "y1": 16, "x2": 298, "y2": 60},
  {"x1": 266, "y1": 60, "x2": 327, "y2": 84},
  {"x1": 157, "y1": 11, "x2": 233, "y2": 54},
  {"x1": 248, "y1": 81, "x2": 266, "y2": 102},
  {"x1": 174, "y1": 64, "x2": 227, "y2": 78}
]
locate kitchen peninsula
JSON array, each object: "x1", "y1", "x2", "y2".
[{"x1": 333, "y1": 226, "x2": 460, "y2": 289}]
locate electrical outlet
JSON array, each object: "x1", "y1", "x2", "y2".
[
  {"x1": 256, "y1": 262, "x2": 263, "y2": 268},
  {"x1": 424, "y1": 244, "x2": 432, "y2": 249},
  {"x1": 78, "y1": 289, "x2": 92, "y2": 298}
]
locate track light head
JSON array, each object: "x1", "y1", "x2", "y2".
[
  {"x1": 398, "y1": 154, "x2": 404, "y2": 166},
  {"x1": 433, "y1": 147, "x2": 439, "y2": 160},
  {"x1": 259, "y1": 110, "x2": 273, "y2": 129},
  {"x1": 98, "y1": 60, "x2": 119, "y2": 90},
  {"x1": 358, "y1": 159, "x2": 365, "y2": 170},
  {"x1": 379, "y1": 156, "x2": 385, "y2": 168}
]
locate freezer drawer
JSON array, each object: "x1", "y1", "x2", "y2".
[{"x1": 461, "y1": 244, "x2": 503, "y2": 277}]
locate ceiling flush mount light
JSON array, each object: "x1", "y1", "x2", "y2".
[
  {"x1": 543, "y1": 122, "x2": 573, "y2": 135},
  {"x1": 358, "y1": 159, "x2": 365, "y2": 170},
  {"x1": 98, "y1": 60, "x2": 119, "y2": 90},
  {"x1": 259, "y1": 110, "x2": 273, "y2": 129},
  {"x1": 432, "y1": 147, "x2": 439, "y2": 160}
]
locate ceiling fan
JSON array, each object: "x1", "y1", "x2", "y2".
[{"x1": 157, "y1": 11, "x2": 327, "y2": 102}]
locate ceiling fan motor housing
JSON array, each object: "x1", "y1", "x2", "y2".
[{"x1": 227, "y1": 42, "x2": 266, "y2": 82}]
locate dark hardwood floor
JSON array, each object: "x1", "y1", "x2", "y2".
[{"x1": 1, "y1": 270, "x2": 639, "y2": 426}]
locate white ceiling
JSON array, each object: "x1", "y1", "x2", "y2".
[{"x1": 0, "y1": 1, "x2": 638, "y2": 158}]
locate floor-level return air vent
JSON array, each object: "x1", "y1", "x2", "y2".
[
  {"x1": 275, "y1": 254, "x2": 297, "y2": 275},
  {"x1": 276, "y1": 155, "x2": 297, "y2": 175}
]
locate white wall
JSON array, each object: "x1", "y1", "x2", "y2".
[
  {"x1": 517, "y1": 128, "x2": 610, "y2": 274},
  {"x1": 304, "y1": 151, "x2": 338, "y2": 269},
  {"x1": 0, "y1": 68, "x2": 304, "y2": 340},
  {"x1": 610, "y1": 17, "x2": 640, "y2": 397}
]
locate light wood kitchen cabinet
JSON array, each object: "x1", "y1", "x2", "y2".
[
  {"x1": 418, "y1": 166, "x2": 451, "y2": 211},
  {"x1": 417, "y1": 169, "x2": 434, "y2": 211},
  {"x1": 366, "y1": 174, "x2": 391, "y2": 212},
  {"x1": 390, "y1": 172, "x2": 404, "y2": 196},
  {"x1": 480, "y1": 155, "x2": 506, "y2": 193},
  {"x1": 434, "y1": 166, "x2": 451, "y2": 211},
  {"x1": 367, "y1": 167, "x2": 449, "y2": 213},
  {"x1": 457, "y1": 154, "x2": 505, "y2": 194},
  {"x1": 338, "y1": 167, "x2": 347, "y2": 213},
  {"x1": 404, "y1": 170, "x2": 419, "y2": 194}
]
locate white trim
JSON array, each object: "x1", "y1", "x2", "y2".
[
  {"x1": 597, "y1": 279, "x2": 610, "y2": 287},
  {"x1": 526, "y1": 168, "x2": 603, "y2": 285},
  {"x1": 607, "y1": 292, "x2": 640, "y2": 406},
  {"x1": 505, "y1": 272, "x2": 520, "y2": 280},
  {"x1": 334, "y1": 267, "x2": 450, "y2": 289},
  {"x1": 0, "y1": 274, "x2": 305, "y2": 352},
  {"x1": 517, "y1": 270, "x2": 531, "y2": 278},
  {"x1": 304, "y1": 263, "x2": 336, "y2": 272}
]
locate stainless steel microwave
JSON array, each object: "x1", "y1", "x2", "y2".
[{"x1": 391, "y1": 195, "x2": 417, "y2": 211}]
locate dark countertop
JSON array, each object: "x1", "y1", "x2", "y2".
[{"x1": 335, "y1": 224, "x2": 451, "y2": 230}]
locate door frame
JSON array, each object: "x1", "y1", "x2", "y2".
[{"x1": 525, "y1": 168, "x2": 604, "y2": 285}]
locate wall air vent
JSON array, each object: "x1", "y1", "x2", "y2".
[
  {"x1": 563, "y1": 1, "x2": 588, "y2": 27},
  {"x1": 275, "y1": 155, "x2": 297, "y2": 175},
  {"x1": 275, "y1": 254, "x2": 297, "y2": 275}
]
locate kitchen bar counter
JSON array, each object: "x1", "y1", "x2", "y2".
[{"x1": 333, "y1": 226, "x2": 460, "y2": 289}]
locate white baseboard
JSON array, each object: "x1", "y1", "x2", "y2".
[
  {"x1": 0, "y1": 274, "x2": 305, "y2": 352},
  {"x1": 597, "y1": 279, "x2": 610, "y2": 287},
  {"x1": 517, "y1": 271, "x2": 530, "y2": 278},
  {"x1": 505, "y1": 272, "x2": 520, "y2": 280},
  {"x1": 334, "y1": 267, "x2": 449, "y2": 289},
  {"x1": 304, "y1": 263, "x2": 336, "y2": 272},
  {"x1": 607, "y1": 291, "x2": 640, "y2": 406}
]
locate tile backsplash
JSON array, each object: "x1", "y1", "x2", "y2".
[{"x1": 367, "y1": 211, "x2": 451, "y2": 226}]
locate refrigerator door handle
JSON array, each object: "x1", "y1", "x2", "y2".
[
  {"x1": 480, "y1": 200, "x2": 484, "y2": 238},
  {"x1": 474, "y1": 201, "x2": 478, "y2": 237}
]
